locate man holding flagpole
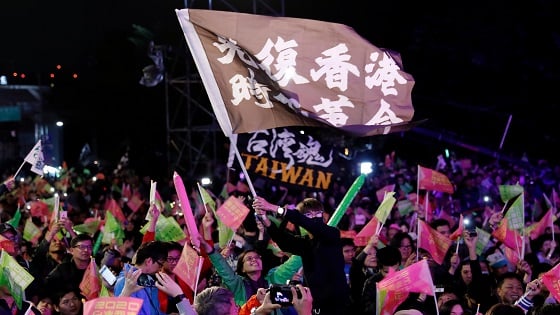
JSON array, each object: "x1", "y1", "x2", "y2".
[{"x1": 253, "y1": 196, "x2": 350, "y2": 315}]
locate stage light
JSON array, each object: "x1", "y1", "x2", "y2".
[
  {"x1": 200, "y1": 177, "x2": 211, "y2": 186},
  {"x1": 0, "y1": 76, "x2": 6, "y2": 85},
  {"x1": 359, "y1": 161, "x2": 373, "y2": 175},
  {"x1": 56, "y1": 121, "x2": 64, "y2": 127}
]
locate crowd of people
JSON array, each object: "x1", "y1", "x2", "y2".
[{"x1": 1, "y1": 149, "x2": 560, "y2": 315}]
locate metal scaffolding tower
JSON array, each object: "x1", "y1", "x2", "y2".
[{"x1": 165, "y1": 0, "x2": 285, "y2": 179}]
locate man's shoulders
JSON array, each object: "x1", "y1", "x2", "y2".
[{"x1": 47, "y1": 260, "x2": 71, "y2": 275}]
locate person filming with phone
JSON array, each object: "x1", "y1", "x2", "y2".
[
  {"x1": 113, "y1": 240, "x2": 168, "y2": 315},
  {"x1": 252, "y1": 196, "x2": 350, "y2": 315}
]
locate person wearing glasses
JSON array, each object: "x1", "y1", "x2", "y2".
[
  {"x1": 113, "y1": 240, "x2": 168, "y2": 315},
  {"x1": 389, "y1": 231, "x2": 416, "y2": 270},
  {"x1": 44, "y1": 234, "x2": 94, "y2": 294},
  {"x1": 156, "y1": 241, "x2": 212, "y2": 313},
  {"x1": 252, "y1": 196, "x2": 351, "y2": 315},
  {"x1": 198, "y1": 211, "x2": 302, "y2": 308}
]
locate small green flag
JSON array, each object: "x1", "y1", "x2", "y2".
[
  {"x1": 374, "y1": 192, "x2": 396, "y2": 225},
  {"x1": 73, "y1": 220, "x2": 101, "y2": 235},
  {"x1": 23, "y1": 218, "x2": 42, "y2": 244},
  {"x1": 0, "y1": 250, "x2": 34, "y2": 309},
  {"x1": 7, "y1": 208, "x2": 22, "y2": 229},
  {"x1": 102, "y1": 212, "x2": 125, "y2": 245}
]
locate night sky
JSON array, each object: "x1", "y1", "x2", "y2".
[{"x1": 1, "y1": 0, "x2": 559, "y2": 176}]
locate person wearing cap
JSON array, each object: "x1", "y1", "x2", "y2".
[
  {"x1": 386, "y1": 223, "x2": 401, "y2": 244},
  {"x1": 253, "y1": 196, "x2": 350, "y2": 315},
  {"x1": 350, "y1": 197, "x2": 372, "y2": 232},
  {"x1": 0, "y1": 222, "x2": 19, "y2": 256},
  {"x1": 487, "y1": 251, "x2": 509, "y2": 276},
  {"x1": 0, "y1": 222, "x2": 43, "y2": 315},
  {"x1": 0, "y1": 222, "x2": 28, "y2": 270}
]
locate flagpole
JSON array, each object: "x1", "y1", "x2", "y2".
[
  {"x1": 553, "y1": 189, "x2": 558, "y2": 244},
  {"x1": 499, "y1": 114, "x2": 512, "y2": 150},
  {"x1": 416, "y1": 218, "x2": 420, "y2": 262},
  {"x1": 425, "y1": 191, "x2": 430, "y2": 223},
  {"x1": 230, "y1": 138, "x2": 257, "y2": 198},
  {"x1": 416, "y1": 165, "x2": 420, "y2": 208},
  {"x1": 521, "y1": 192, "x2": 526, "y2": 258},
  {"x1": 432, "y1": 288, "x2": 440, "y2": 315},
  {"x1": 13, "y1": 161, "x2": 26, "y2": 179}
]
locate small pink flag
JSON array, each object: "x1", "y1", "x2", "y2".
[
  {"x1": 378, "y1": 289, "x2": 409, "y2": 315},
  {"x1": 528, "y1": 209, "x2": 555, "y2": 240},
  {"x1": 377, "y1": 259, "x2": 434, "y2": 294},
  {"x1": 492, "y1": 217, "x2": 523, "y2": 251},
  {"x1": 79, "y1": 259, "x2": 101, "y2": 301},
  {"x1": 354, "y1": 216, "x2": 380, "y2": 247},
  {"x1": 216, "y1": 196, "x2": 250, "y2": 231},
  {"x1": 126, "y1": 193, "x2": 144, "y2": 213},
  {"x1": 376, "y1": 184, "x2": 395, "y2": 203},
  {"x1": 417, "y1": 165, "x2": 454, "y2": 194},
  {"x1": 418, "y1": 219, "x2": 452, "y2": 265},
  {"x1": 542, "y1": 262, "x2": 560, "y2": 302},
  {"x1": 0, "y1": 235, "x2": 16, "y2": 255},
  {"x1": 173, "y1": 243, "x2": 204, "y2": 292},
  {"x1": 105, "y1": 198, "x2": 127, "y2": 223},
  {"x1": 339, "y1": 230, "x2": 357, "y2": 239},
  {"x1": 449, "y1": 214, "x2": 464, "y2": 241}
]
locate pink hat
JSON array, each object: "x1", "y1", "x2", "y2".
[{"x1": 389, "y1": 223, "x2": 401, "y2": 231}]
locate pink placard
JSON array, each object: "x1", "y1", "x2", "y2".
[{"x1": 83, "y1": 297, "x2": 143, "y2": 315}]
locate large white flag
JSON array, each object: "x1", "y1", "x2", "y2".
[
  {"x1": 175, "y1": 9, "x2": 416, "y2": 137},
  {"x1": 24, "y1": 140, "x2": 44, "y2": 175}
]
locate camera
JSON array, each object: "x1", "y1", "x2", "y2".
[
  {"x1": 269, "y1": 281, "x2": 302, "y2": 307},
  {"x1": 468, "y1": 230, "x2": 478, "y2": 237},
  {"x1": 137, "y1": 274, "x2": 157, "y2": 287}
]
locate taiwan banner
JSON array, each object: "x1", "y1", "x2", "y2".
[
  {"x1": 175, "y1": 9, "x2": 416, "y2": 139},
  {"x1": 236, "y1": 127, "x2": 340, "y2": 190}
]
